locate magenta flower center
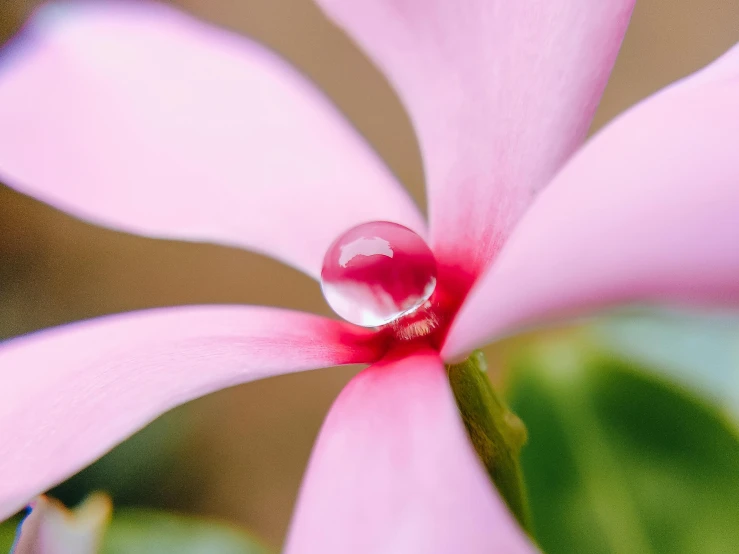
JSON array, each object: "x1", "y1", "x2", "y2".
[{"x1": 321, "y1": 221, "x2": 437, "y2": 328}]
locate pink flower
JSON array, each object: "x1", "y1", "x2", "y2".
[{"x1": 1, "y1": 0, "x2": 737, "y2": 552}]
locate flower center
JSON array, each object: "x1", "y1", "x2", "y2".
[{"x1": 321, "y1": 221, "x2": 437, "y2": 329}]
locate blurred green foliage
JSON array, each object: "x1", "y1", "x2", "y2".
[
  {"x1": 103, "y1": 509, "x2": 269, "y2": 554},
  {"x1": 0, "y1": 509, "x2": 269, "y2": 554},
  {"x1": 508, "y1": 336, "x2": 739, "y2": 554},
  {"x1": 0, "y1": 518, "x2": 19, "y2": 552},
  {"x1": 594, "y1": 308, "x2": 739, "y2": 422}
]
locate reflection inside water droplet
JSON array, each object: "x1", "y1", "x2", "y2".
[{"x1": 321, "y1": 221, "x2": 437, "y2": 327}]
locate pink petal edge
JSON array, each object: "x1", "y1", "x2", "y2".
[
  {"x1": 0, "y1": 305, "x2": 383, "y2": 520},
  {"x1": 0, "y1": 0, "x2": 425, "y2": 279},
  {"x1": 284, "y1": 349, "x2": 537, "y2": 554},
  {"x1": 314, "y1": 0, "x2": 634, "y2": 285},
  {"x1": 444, "y1": 43, "x2": 739, "y2": 360},
  {"x1": 12, "y1": 494, "x2": 112, "y2": 554}
]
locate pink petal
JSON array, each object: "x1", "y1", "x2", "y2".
[
  {"x1": 443, "y1": 43, "x2": 739, "y2": 361},
  {"x1": 13, "y1": 494, "x2": 111, "y2": 554},
  {"x1": 0, "y1": 0, "x2": 424, "y2": 279},
  {"x1": 284, "y1": 349, "x2": 536, "y2": 554},
  {"x1": 0, "y1": 306, "x2": 384, "y2": 520},
  {"x1": 314, "y1": 0, "x2": 634, "y2": 285}
]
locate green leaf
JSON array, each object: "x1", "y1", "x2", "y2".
[
  {"x1": 0, "y1": 517, "x2": 20, "y2": 552},
  {"x1": 447, "y1": 352, "x2": 531, "y2": 533},
  {"x1": 507, "y1": 338, "x2": 739, "y2": 554},
  {"x1": 592, "y1": 307, "x2": 739, "y2": 423},
  {"x1": 102, "y1": 509, "x2": 270, "y2": 554}
]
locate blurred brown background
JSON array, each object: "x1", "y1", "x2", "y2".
[{"x1": 1, "y1": 0, "x2": 738, "y2": 548}]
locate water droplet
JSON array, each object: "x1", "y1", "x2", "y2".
[{"x1": 321, "y1": 221, "x2": 437, "y2": 327}]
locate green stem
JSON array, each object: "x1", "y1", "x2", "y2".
[{"x1": 446, "y1": 351, "x2": 532, "y2": 534}]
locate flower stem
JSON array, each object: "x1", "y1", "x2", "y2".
[{"x1": 446, "y1": 351, "x2": 532, "y2": 534}]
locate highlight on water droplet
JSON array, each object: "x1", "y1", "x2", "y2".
[{"x1": 321, "y1": 221, "x2": 437, "y2": 327}]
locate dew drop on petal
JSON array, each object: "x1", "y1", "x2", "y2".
[{"x1": 321, "y1": 221, "x2": 437, "y2": 327}]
